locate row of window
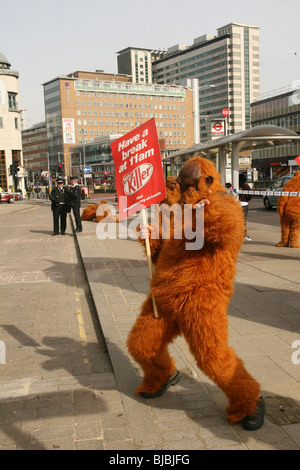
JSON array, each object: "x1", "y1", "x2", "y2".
[
  {"x1": 76, "y1": 90, "x2": 185, "y2": 102},
  {"x1": 77, "y1": 119, "x2": 187, "y2": 129},
  {"x1": 76, "y1": 110, "x2": 186, "y2": 120},
  {"x1": 252, "y1": 114, "x2": 300, "y2": 127},
  {"x1": 79, "y1": 134, "x2": 187, "y2": 147},
  {"x1": 79, "y1": 126, "x2": 186, "y2": 136},
  {"x1": 76, "y1": 100, "x2": 186, "y2": 111},
  {"x1": 0, "y1": 116, "x2": 19, "y2": 129}
]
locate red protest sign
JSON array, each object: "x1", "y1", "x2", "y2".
[
  {"x1": 295, "y1": 155, "x2": 300, "y2": 166},
  {"x1": 111, "y1": 118, "x2": 166, "y2": 220}
]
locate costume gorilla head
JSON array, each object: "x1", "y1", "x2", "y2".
[
  {"x1": 163, "y1": 176, "x2": 180, "y2": 205},
  {"x1": 177, "y1": 156, "x2": 223, "y2": 205}
]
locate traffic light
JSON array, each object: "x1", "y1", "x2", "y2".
[
  {"x1": 13, "y1": 158, "x2": 20, "y2": 175},
  {"x1": 9, "y1": 164, "x2": 13, "y2": 176},
  {"x1": 52, "y1": 169, "x2": 56, "y2": 178},
  {"x1": 58, "y1": 163, "x2": 64, "y2": 177},
  {"x1": 92, "y1": 172, "x2": 95, "y2": 180}
]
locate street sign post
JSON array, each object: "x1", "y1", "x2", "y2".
[{"x1": 211, "y1": 120, "x2": 225, "y2": 139}]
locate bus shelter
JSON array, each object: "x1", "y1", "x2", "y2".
[{"x1": 162, "y1": 125, "x2": 300, "y2": 192}]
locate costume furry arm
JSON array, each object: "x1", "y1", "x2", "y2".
[{"x1": 277, "y1": 194, "x2": 287, "y2": 217}]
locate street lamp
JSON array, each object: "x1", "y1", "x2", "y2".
[
  {"x1": 191, "y1": 80, "x2": 215, "y2": 144},
  {"x1": 81, "y1": 128, "x2": 87, "y2": 186}
]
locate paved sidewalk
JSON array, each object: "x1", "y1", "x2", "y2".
[
  {"x1": 0, "y1": 201, "x2": 133, "y2": 450},
  {"x1": 0, "y1": 200, "x2": 300, "y2": 450}
]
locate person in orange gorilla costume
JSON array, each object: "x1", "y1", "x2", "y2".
[
  {"x1": 276, "y1": 171, "x2": 300, "y2": 247},
  {"x1": 81, "y1": 203, "x2": 100, "y2": 221},
  {"x1": 160, "y1": 176, "x2": 181, "y2": 205},
  {"x1": 81, "y1": 200, "x2": 119, "y2": 223},
  {"x1": 127, "y1": 156, "x2": 264, "y2": 430}
]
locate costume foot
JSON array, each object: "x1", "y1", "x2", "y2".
[
  {"x1": 140, "y1": 370, "x2": 182, "y2": 399},
  {"x1": 276, "y1": 242, "x2": 288, "y2": 247},
  {"x1": 289, "y1": 244, "x2": 300, "y2": 248},
  {"x1": 240, "y1": 395, "x2": 265, "y2": 431}
]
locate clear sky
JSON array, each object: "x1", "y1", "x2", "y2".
[{"x1": 1, "y1": 0, "x2": 299, "y2": 127}]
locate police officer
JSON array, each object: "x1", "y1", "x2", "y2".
[
  {"x1": 50, "y1": 177, "x2": 70, "y2": 236},
  {"x1": 69, "y1": 176, "x2": 82, "y2": 233}
]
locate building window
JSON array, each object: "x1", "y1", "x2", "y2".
[
  {"x1": 8, "y1": 92, "x2": 18, "y2": 111},
  {"x1": 15, "y1": 118, "x2": 18, "y2": 129},
  {"x1": 0, "y1": 117, "x2": 3, "y2": 128}
]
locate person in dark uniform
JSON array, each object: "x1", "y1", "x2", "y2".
[
  {"x1": 49, "y1": 177, "x2": 70, "y2": 236},
  {"x1": 69, "y1": 176, "x2": 82, "y2": 233}
]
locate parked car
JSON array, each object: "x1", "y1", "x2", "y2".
[
  {"x1": 263, "y1": 175, "x2": 293, "y2": 209},
  {"x1": 0, "y1": 192, "x2": 19, "y2": 203}
]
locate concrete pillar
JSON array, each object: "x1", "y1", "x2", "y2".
[
  {"x1": 170, "y1": 158, "x2": 175, "y2": 176},
  {"x1": 231, "y1": 142, "x2": 243, "y2": 198},
  {"x1": 218, "y1": 146, "x2": 226, "y2": 186}
]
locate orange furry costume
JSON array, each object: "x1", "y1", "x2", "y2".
[
  {"x1": 160, "y1": 176, "x2": 181, "y2": 205},
  {"x1": 276, "y1": 171, "x2": 300, "y2": 247},
  {"x1": 127, "y1": 157, "x2": 263, "y2": 429},
  {"x1": 81, "y1": 200, "x2": 119, "y2": 223},
  {"x1": 81, "y1": 203, "x2": 100, "y2": 221}
]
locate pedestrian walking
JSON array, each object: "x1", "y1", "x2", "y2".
[
  {"x1": 239, "y1": 173, "x2": 252, "y2": 241},
  {"x1": 49, "y1": 178, "x2": 70, "y2": 236},
  {"x1": 69, "y1": 176, "x2": 82, "y2": 233}
]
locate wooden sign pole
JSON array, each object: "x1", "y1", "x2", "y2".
[{"x1": 142, "y1": 209, "x2": 158, "y2": 318}]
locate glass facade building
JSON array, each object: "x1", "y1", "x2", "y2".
[{"x1": 151, "y1": 23, "x2": 260, "y2": 141}]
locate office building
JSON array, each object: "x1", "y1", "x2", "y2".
[
  {"x1": 22, "y1": 121, "x2": 49, "y2": 184},
  {"x1": 42, "y1": 70, "x2": 194, "y2": 178},
  {"x1": 117, "y1": 47, "x2": 163, "y2": 84},
  {"x1": 151, "y1": 23, "x2": 260, "y2": 141},
  {"x1": 251, "y1": 85, "x2": 300, "y2": 178},
  {"x1": 0, "y1": 52, "x2": 23, "y2": 192}
]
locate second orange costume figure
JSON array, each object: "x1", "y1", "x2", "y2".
[{"x1": 127, "y1": 156, "x2": 264, "y2": 431}]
